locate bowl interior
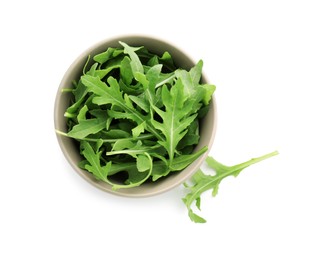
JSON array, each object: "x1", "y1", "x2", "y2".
[{"x1": 54, "y1": 35, "x2": 216, "y2": 197}]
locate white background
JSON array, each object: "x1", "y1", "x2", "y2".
[{"x1": 1, "y1": 0, "x2": 332, "y2": 259}]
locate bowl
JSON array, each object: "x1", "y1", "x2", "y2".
[{"x1": 54, "y1": 35, "x2": 217, "y2": 197}]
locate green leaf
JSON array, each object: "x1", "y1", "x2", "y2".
[
  {"x1": 119, "y1": 41, "x2": 144, "y2": 74},
  {"x1": 155, "y1": 73, "x2": 176, "y2": 89},
  {"x1": 77, "y1": 105, "x2": 89, "y2": 123},
  {"x1": 183, "y1": 151, "x2": 279, "y2": 223},
  {"x1": 134, "y1": 71, "x2": 149, "y2": 87},
  {"x1": 81, "y1": 75, "x2": 124, "y2": 108},
  {"x1": 101, "y1": 55, "x2": 124, "y2": 73},
  {"x1": 177, "y1": 119, "x2": 200, "y2": 150},
  {"x1": 145, "y1": 64, "x2": 163, "y2": 105},
  {"x1": 64, "y1": 82, "x2": 88, "y2": 118},
  {"x1": 73, "y1": 80, "x2": 88, "y2": 102},
  {"x1": 175, "y1": 60, "x2": 203, "y2": 99},
  {"x1": 111, "y1": 139, "x2": 136, "y2": 151},
  {"x1": 119, "y1": 79, "x2": 142, "y2": 95},
  {"x1": 133, "y1": 64, "x2": 164, "y2": 113},
  {"x1": 188, "y1": 209, "x2": 206, "y2": 223},
  {"x1": 177, "y1": 135, "x2": 199, "y2": 151},
  {"x1": 67, "y1": 118, "x2": 107, "y2": 139},
  {"x1": 159, "y1": 51, "x2": 176, "y2": 71},
  {"x1": 201, "y1": 84, "x2": 216, "y2": 105},
  {"x1": 93, "y1": 47, "x2": 123, "y2": 65},
  {"x1": 94, "y1": 67, "x2": 113, "y2": 79},
  {"x1": 101, "y1": 129, "x2": 131, "y2": 139},
  {"x1": 151, "y1": 159, "x2": 170, "y2": 181},
  {"x1": 132, "y1": 122, "x2": 146, "y2": 138},
  {"x1": 151, "y1": 79, "x2": 197, "y2": 164},
  {"x1": 86, "y1": 63, "x2": 98, "y2": 76},
  {"x1": 81, "y1": 141, "x2": 111, "y2": 183},
  {"x1": 120, "y1": 56, "x2": 134, "y2": 85},
  {"x1": 129, "y1": 95, "x2": 149, "y2": 113},
  {"x1": 136, "y1": 154, "x2": 151, "y2": 172},
  {"x1": 148, "y1": 55, "x2": 159, "y2": 66}
]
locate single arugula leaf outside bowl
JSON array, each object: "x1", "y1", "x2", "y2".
[{"x1": 54, "y1": 35, "x2": 217, "y2": 197}]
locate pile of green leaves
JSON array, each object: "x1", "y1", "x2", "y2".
[
  {"x1": 58, "y1": 41, "x2": 216, "y2": 189},
  {"x1": 57, "y1": 41, "x2": 278, "y2": 223}
]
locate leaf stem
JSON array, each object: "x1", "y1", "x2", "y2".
[
  {"x1": 155, "y1": 74, "x2": 176, "y2": 88},
  {"x1": 61, "y1": 88, "x2": 73, "y2": 93},
  {"x1": 231, "y1": 150, "x2": 279, "y2": 171},
  {"x1": 106, "y1": 144, "x2": 161, "y2": 156},
  {"x1": 55, "y1": 129, "x2": 154, "y2": 143}
]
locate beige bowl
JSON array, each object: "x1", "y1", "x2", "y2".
[{"x1": 54, "y1": 35, "x2": 217, "y2": 197}]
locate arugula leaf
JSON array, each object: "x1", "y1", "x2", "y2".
[
  {"x1": 119, "y1": 41, "x2": 144, "y2": 75},
  {"x1": 135, "y1": 64, "x2": 162, "y2": 105},
  {"x1": 73, "y1": 80, "x2": 88, "y2": 102},
  {"x1": 120, "y1": 56, "x2": 134, "y2": 85},
  {"x1": 136, "y1": 154, "x2": 151, "y2": 172},
  {"x1": 183, "y1": 151, "x2": 279, "y2": 223},
  {"x1": 128, "y1": 95, "x2": 149, "y2": 113},
  {"x1": 81, "y1": 75, "x2": 125, "y2": 108},
  {"x1": 175, "y1": 60, "x2": 216, "y2": 106},
  {"x1": 77, "y1": 105, "x2": 89, "y2": 122},
  {"x1": 201, "y1": 84, "x2": 216, "y2": 106},
  {"x1": 81, "y1": 141, "x2": 112, "y2": 184},
  {"x1": 66, "y1": 108, "x2": 109, "y2": 139},
  {"x1": 159, "y1": 51, "x2": 176, "y2": 71},
  {"x1": 151, "y1": 79, "x2": 197, "y2": 164},
  {"x1": 64, "y1": 83, "x2": 88, "y2": 119},
  {"x1": 93, "y1": 47, "x2": 123, "y2": 65},
  {"x1": 118, "y1": 79, "x2": 143, "y2": 95},
  {"x1": 148, "y1": 55, "x2": 159, "y2": 66},
  {"x1": 67, "y1": 119, "x2": 105, "y2": 139},
  {"x1": 177, "y1": 119, "x2": 200, "y2": 151},
  {"x1": 131, "y1": 122, "x2": 146, "y2": 138},
  {"x1": 175, "y1": 60, "x2": 203, "y2": 99}
]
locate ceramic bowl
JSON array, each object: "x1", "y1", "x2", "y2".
[{"x1": 54, "y1": 35, "x2": 217, "y2": 197}]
